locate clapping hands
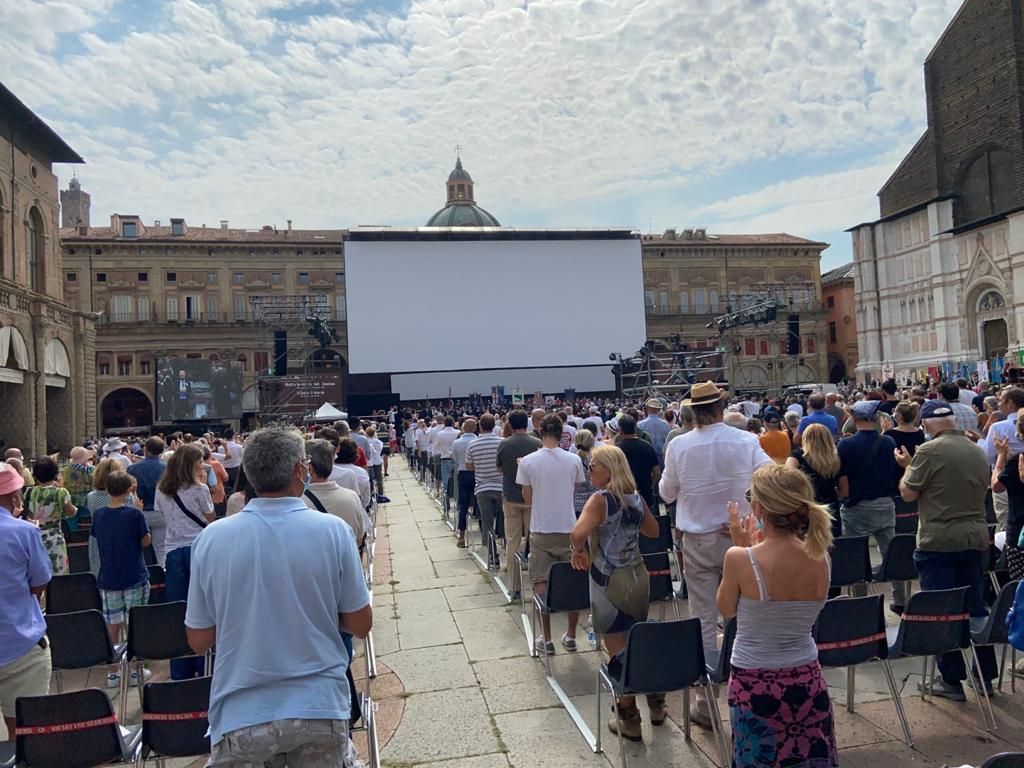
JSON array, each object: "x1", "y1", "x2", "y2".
[{"x1": 728, "y1": 501, "x2": 761, "y2": 547}]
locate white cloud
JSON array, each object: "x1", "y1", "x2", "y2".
[{"x1": 0, "y1": 0, "x2": 966, "y2": 233}]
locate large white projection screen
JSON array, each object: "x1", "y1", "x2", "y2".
[{"x1": 345, "y1": 236, "x2": 646, "y2": 375}]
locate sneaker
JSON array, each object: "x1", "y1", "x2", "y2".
[
  {"x1": 689, "y1": 701, "x2": 714, "y2": 729},
  {"x1": 889, "y1": 603, "x2": 904, "y2": 616},
  {"x1": 918, "y1": 680, "x2": 966, "y2": 702},
  {"x1": 1013, "y1": 658, "x2": 1024, "y2": 678},
  {"x1": 377, "y1": 495, "x2": 391, "y2": 504},
  {"x1": 106, "y1": 672, "x2": 121, "y2": 689},
  {"x1": 561, "y1": 632, "x2": 578, "y2": 652},
  {"x1": 534, "y1": 636, "x2": 555, "y2": 655},
  {"x1": 130, "y1": 668, "x2": 152, "y2": 685},
  {"x1": 510, "y1": 590, "x2": 522, "y2": 601},
  {"x1": 675, "y1": 584, "x2": 688, "y2": 600}
]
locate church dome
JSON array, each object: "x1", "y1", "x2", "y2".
[
  {"x1": 426, "y1": 203, "x2": 501, "y2": 227},
  {"x1": 427, "y1": 153, "x2": 501, "y2": 227}
]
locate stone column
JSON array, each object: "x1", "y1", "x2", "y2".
[{"x1": 31, "y1": 307, "x2": 47, "y2": 456}]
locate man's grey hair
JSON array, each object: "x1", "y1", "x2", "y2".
[
  {"x1": 306, "y1": 439, "x2": 336, "y2": 480},
  {"x1": 724, "y1": 411, "x2": 749, "y2": 429},
  {"x1": 678, "y1": 405, "x2": 695, "y2": 426},
  {"x1": 923, "y1": 415, "x2": 958, "y2": 435},
  {"x1": 784, "y1": 411, "x2": 800, "y2": 428},
  {"x1": 335, "y1": 421, "x2": 352, "y2": 436},
  {"x1": 242, "y1": 427, "x2": 305, "y2": 493}
]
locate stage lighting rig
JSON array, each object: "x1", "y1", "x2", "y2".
[
  {"x1": 306, "y1": 315, "x2": 340, "y2": 349},
  {"x1": 706, "y1": 299, "x2": 780, "y2": 333}
]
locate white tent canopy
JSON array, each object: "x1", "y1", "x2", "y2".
[{"x1": 311, "y1": 402, "x2": 347, "y2": 422}]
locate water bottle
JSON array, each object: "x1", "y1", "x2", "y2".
[{"x1": 586, "y1": 615, "x2": 597, "y2": 648}]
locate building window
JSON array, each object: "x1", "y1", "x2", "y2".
[
  {"x1": 110, "y1": 295, "x2": 133, "y2": 322},
  {"x1": 140, "y1": 359, "x2": 151, "y2": 375},
  {"x1": 206, "y1": 295, "x2": 218, "y2": 320},
  {"x1": 826, "y1": 295, "x2": 834, "y2": 309},
  {"x1": 98, "y1": 360, "x2": 110, "y2": 376},
  {"x1": 271, "y1": 272, "x2": 282, "y2": 285},
  {"x1": 334, "y1": 293, "x2": 347, "y2": 320},
  {"x1": 709, "y1": 290, "x2": 719, "y2": 313},
  {"x1": 66, "y1": 272, "x2": 77, "y2": 282},
  {"x1": 644, "y1": 290, "x2": 655, "y2": 314},
  {"x1": 805, "y1": 336, "x2": 816, "y2": 353},
  {"x1": 171, "y1": 220, "x2": 184, "y2": 236},
  {"x1": 121, "y1": 221, "x2": 137, "y2": 238},
  {"x1": 185, "y1": 295, "x2": 201, "y2": 321},
  {"x1": 679, "y1": 292, "x2": 689, "y2": 313},
  {"x1": 166, "y1": 271, "x2": 176, "y2": 283},
  {"x1": 138, "y1": 296, "x2": 150, "y2": 321},
  {"x1": 335, "y1": 272, "x2": 344, "y2": 284},
  {"x1": 744, "y1": 338, "x2": 756, "y2": 356},
  {"x1": 138, "y1": 272, "x2": 148, "y2": 283},
  {"x1": 206, "y1": 272, "x2": 217, "y2": 284},
  {"x1": 233, "y1": 272, "x2": 244, "y2": 285},
  {"x1": 829, "y1": 322, "x2": 837, "y2": 344},
  {"x1": 166, "y1": 296, "x2": 179, "y2": 321},
  {"x1": 254, "y1": 351, "x2": 269, "y2": 372},
  {"x1": 234, "y1": 295, "x2": 247, "y2": 321},
  {"x1": 27, "y1": 207, "x2": 44, "y2": 292},
  {"x1": 118, "y1": 358, "x2": 132, "y2": 376},
  {"x1": 96, "y1": 272, "x2": 107, "y2": 283},
  {"x1": 298, "y1": 272, "x2": 310, "y2": 285},
  {"x1": 693, "y1": 288, "x2": 706, "y2": 314},
  {"x1": 759, "y1": 338, "x2": 769, "y2": 356}
]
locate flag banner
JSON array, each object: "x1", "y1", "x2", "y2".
[{"x1": 977, "y1": 361, "x2": 989, "y2": 382}]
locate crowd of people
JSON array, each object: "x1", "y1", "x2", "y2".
[{"x1": 0, "y1": 373, "x2": 1017, "y2": 766}]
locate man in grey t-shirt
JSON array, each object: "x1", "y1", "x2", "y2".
[{"x1": 495, "y1": 410, "x2": 542, "y2": 596}]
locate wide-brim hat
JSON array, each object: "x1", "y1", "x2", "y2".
[
  {"x1": 69, "y1": 446, "x2": 95, "y2": 463},
  {"x1": 681, "y1": 381, "x2": 728, "y2": 406},
  {"x1": 0, "y1": 463, "x2": 26, "y2": 495},
  {"x1": 644, "y1": 398, "x2": 664, "y2": 410},
  {"x1": 103, "y1": 438, "x2": 127, "y2": 453}
]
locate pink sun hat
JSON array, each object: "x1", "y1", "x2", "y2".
[{"x1": 0, "y1": 462, "x2": 26, "y2": 496}]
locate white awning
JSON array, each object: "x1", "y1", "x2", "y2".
[
  {"x1": 0, "y1": 326, "x2": 30, "y2": 371},
  {"x1": 312, "y1": 402, "x2": 347, "y2": 421},
  {"x1": 45, "y1": 338, "x2": 71, "y2": 378}
]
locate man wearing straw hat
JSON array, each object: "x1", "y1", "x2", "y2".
[{"x1": 659, "y1": 381, "x2": 772, "y2": 727}]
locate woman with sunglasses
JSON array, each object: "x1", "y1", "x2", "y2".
[
  {"x1": 717, "y1": 463, "x2": 837, "y2": 768},
  {"x1": 569, "y1": 444, "x2": 659, "y2": 743}
]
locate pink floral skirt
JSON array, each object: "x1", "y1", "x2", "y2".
[{"x1": 727, "y1": 661, "x2": 838, "y2": 767}]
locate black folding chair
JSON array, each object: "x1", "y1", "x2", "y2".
[
  {"x1": 46, "y1": 573, "x2": 102, "y2": 615},
  {"x1": 143, "y1": 545, "x2": 157, "y2": 567},
  {"x1": 893, "y1": 498, "x2": 918, "y2": 535},
  {"x1": 982, "y1": 753, "x2": 1024, "y2": 768},
  {"x1": 972, "y1": 579, "x2": 1020, "y2": 693},
  {"x1": 146, "y1": 566, "x2": 166, "y2": 605},
  {"x1": 139, "y1": 676, "x2": 211, "y2": 766},
  {"x1": 597, "y1": 618, "x2": 728, "y2": 768},
  {"x1": 66, "y1": 538, "x2": 92, "y2": 575},
  {"x1": 706, "y1": 616, "x2": 736, "y2": 686},
  {"x1": 640, "y1": 515, "x2": 680, "y2": 619},
  {"x1": 887, "y1": 587, "x2": 994, "y2": 730},
  {"x1": 814, "y1": 595, "x2": 912, "y2": 745},
  {"x1": 15, "y1": 688, "x2": 141, "y2": 767},
  {"x1": 46, "y1": 609, "x2": 126, "y2": 692},
  {"x1": 123, "y1": 602, "x2": 208, "y2": 721},
  {"x1": 829, "y1": 536, "x2": 872, "y2": 596},
  {"x1": 877, "y1": 533, "x2": 917, "y2": 604}
]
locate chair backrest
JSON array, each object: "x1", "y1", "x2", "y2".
[
  {"x1": 142, "y1": 676, "x2": 211, "y2": 759},
  {"x1": 981, "y1": 753, "x2": 1024, "y2": 768},
  {"x1": 893, "y1": 498, "x2": 918, "y2": 535},
  {"x1": 638, "y1": 515, "x2": 674, "y2": 555},
  {"x1": 46, "y1": 573, "x2": 102, "y2": 615},
  {"x1": 890, "y1": 587, "x2": 970, "y2": 658},
  {"x1": 879, "y1": 534, "x2": 918, "y2": 583},
  {"x1": 829, "y1": 536, "x2": 872, "y2": 588},
  {"x1": 622, "y1": 618, "x2": 707, "y2": 694},
  {"x1": 46, "y1": 610, "x2": 118, "y2": 670},
  {"x1": 708, "y1": 616, "x2": 737, "y2": 683},
  {"x1": 643, "y1": 550, "x2": 674, "y2": 602},
  {"x1": 143, "y1": 544, "x2": 157, "y2": 567},
  {"x1": 16, "y1": 688, "x2": 125, "y2": 768},
  {"x1": 980, "y1": 579, "x2": 1020, "y2": 645},
  {"x1": 127, "y1": 602, "x2": 194, "y2": 662},
  {"x1": 814, "y1": 594, "x2": 887, "y2": 667},
  {"x1": 147, "y1": 565, "x2": 167, "y2": 605},
  {"x1": 544, "y1": 562, "x2": 591, "y2": 613},
  {"x1": 67, "y1": 541, "x2": 91, "y2": 575}
]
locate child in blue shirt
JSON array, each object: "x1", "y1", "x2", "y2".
[{"x1": 90, "y1": 470, "x2": 151, "y2": 688}]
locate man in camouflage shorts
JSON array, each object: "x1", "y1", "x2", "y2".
[{"x1": 208, "y1": 718, "x2": 360, "y2": 767}]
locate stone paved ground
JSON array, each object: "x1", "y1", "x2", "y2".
[
  {"x1": 9, "y1": 462, "x2": 1024, "y2": 767},
  {"x1": 375, "y1": 462, "x2": 1024, "y2": 768}
]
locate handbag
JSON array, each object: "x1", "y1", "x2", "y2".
[
  {"x1": 172, "y1": 492, "x2": 208, "y2": 529},
  {"x1": 1005, "y1": 544, "x2": 1024, "y2": 582},
  {"x1": 1006, "y1": 580, "x2": 1024, "y2": 651}
]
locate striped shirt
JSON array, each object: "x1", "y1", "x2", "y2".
[{"x1": 465, "y1": 434, "x2": 503, "y2": 494}]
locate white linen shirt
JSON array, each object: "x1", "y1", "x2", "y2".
[
  {"x1": 435, "y1": 427, "x2": 460, "y2": 459},
  {"x1": 330, "y1": 463, "x2": 371, "y2": 508},
  {"x1": 659, "y1": 422, "x2": 772, "y2": 534}
]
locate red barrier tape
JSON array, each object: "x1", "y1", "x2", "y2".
[
  {"x1": 902, "y1": 613, "x2": 969, "y2": 622},
  {"x1": 142, "y1": 711, "x2": 207, "y2": 722},
  {"x1": 16, "y1": 715, "x2": 117, "y2": 735},
  {"x1": 817, "y1": 631, "x2": 886, "y2": 651}
]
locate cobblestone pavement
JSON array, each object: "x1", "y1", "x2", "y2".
[{"x1": 374, "y1": 462, "x2": 1024, "y2": 768}]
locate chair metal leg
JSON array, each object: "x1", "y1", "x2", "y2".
[
  {"x1": 965, "y1": 646, "x2": 996, "y2": 731},
  {"x1": 999, "y1": 643, "x2": 1008, "y2": 693},
  {"x1": 1013, "y1": 647, "x2": 1018, "y2": 694},
  {"x1": 846, "y1": 666, "x2": 856, "y2": 713},
  {"x1": 529, "y1": 600, "x2": 538, "y2": 658},
  {"x1": 881, "y1": 659, "x2": 913, "y2": 747},
  {"x1": 594, "y1": 671, "x2": 603, "y2": 754},
  {"x1": 703, "y1": 681, "x2": 729, "y2": 768},
  {"x1": 682, "y1": 687, "x2": 691, "y2": 741},
  {"x1": 612, "y1": 697, "x2": 627, "y2": 768},
  {"x1": 990, "y1": 571, "x2": 1000, "y2": 595},
  {"x1": 920, "y1": 657, "x2": 929, "y2": 700}
]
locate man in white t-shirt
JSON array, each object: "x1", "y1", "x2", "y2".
[
  {"x1": 435, "y1": 417, "x2": 460, "y2": 512},
  {"x1": 329, "y1": 438, "x2": 372, "y2": 509},
  {"x1": 516, "y1": 414, "x2": 585, "y2": 655}
]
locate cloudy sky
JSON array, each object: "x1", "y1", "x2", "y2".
[{"x1": 2, "y1": 0, "x2": 964, "y2": 268}]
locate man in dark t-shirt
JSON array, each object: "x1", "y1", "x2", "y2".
[
  {"x1": 495, "y1": 410, "x2": 542, "y2": 596},
  {"x1": 838, "y1": 399, "x2": 903, "y2": 611},
  {"x1": 616, "y1": 414, "x2": 661, "y2": 510}
]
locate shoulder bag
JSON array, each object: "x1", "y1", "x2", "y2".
[{"x1": 172, "y1": 492, "x2": 207, "y2": 529}]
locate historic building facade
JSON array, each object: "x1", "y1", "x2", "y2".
[
  {"x1": 850, "y1": 0, "x2": 1024, "y2": 383},
  {"x1": 641, "y1": 229, "x2": 829, "y2": 392},
  {"x1": 0, "y1": 82, "x2": 92, "y2": 455},
  {"x1": 60, "y1": 192, "x2": 347, "y2": 434},
  {"x1": 821, "y1": 263, "x2": 858, "y2": 384}
]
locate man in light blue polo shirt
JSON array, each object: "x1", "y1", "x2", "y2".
[
  {"x1": 0, "y1": 463, "x2": 52, "y2": 743},
  {"x1": 186, "y1": 427, "x2": 371, "y2": 767},
  {"x1": 795, "y1": 392, "x2": 839, "y2": 447}
]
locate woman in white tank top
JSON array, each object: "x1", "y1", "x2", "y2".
[{"x1": 716, "y1": 463, "x2": 838, "y2": 768}]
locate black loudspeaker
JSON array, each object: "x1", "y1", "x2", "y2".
[
  {"x1": 787, "y1": 314, "x2": 800, "y2": 355},
  {"x1": 274, "y1": 331, "x2": 287, "y2": 375}
]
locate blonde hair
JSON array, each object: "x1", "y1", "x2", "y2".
[
  {"x1": 92, "y1": 458, "x2": 123, "y2": 491},
  {"x1": 590, "y1": 444, "x2": 636, "y2": 509},
  {"x1": 800, "y1": 423, "x2": 840, "y2": 478},
  {"x1": 750, "y1": 463, "x2": 833, "y2": 560},
  {"x1": 574, "y1": 428, "x2": 595, "y2": 453}
]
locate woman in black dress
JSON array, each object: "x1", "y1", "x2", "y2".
[{"x1": 785, "y1": 423, "x2": 841, "y2": 538}]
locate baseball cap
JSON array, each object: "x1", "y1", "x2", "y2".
[
  {"x1": 919, "y1": 399, "x2": 955, "y2": 420},
  {"x1": 850, "y1": 400, "x2": 882, "y2": 420}
]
